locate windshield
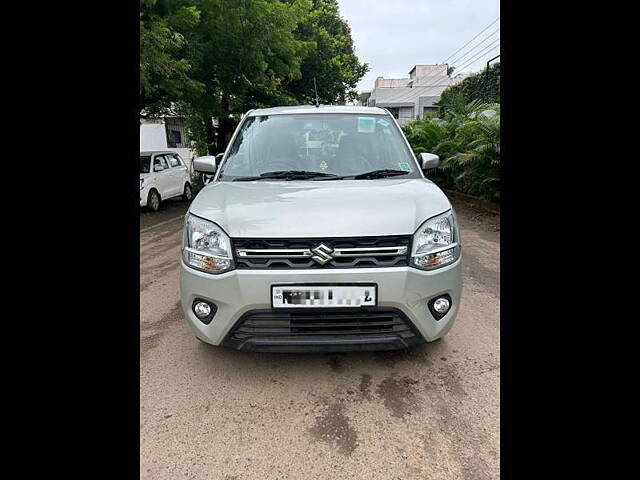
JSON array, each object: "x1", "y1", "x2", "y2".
[
  {"x1": 140, "y1": 155, "x2": 151, "y2": 174},
  {"x1": 217, "y1": 113, "x2": 420, "y2": 180}
]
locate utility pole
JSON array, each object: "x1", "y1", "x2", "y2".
[
  {"x1": 486, "y1": 55, "x2": 500, "y2": 71},
  {"x1": 485, "y1": 54, "x2": 500, "y2": 98}
]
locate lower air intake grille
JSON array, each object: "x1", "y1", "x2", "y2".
[{"x1": 222, "y1": 308, "x2": 424, "y2": 351}]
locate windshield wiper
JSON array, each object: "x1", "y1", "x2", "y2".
[
  {"x1": 232, "y1": 170, "x2": 339, "y2": 181},
  {"x1": 352, "y1": 169, "x2": 410, "y2": 179},
  {"x1": 314, "y1": 169, "x2": 412, "y2": 181}
]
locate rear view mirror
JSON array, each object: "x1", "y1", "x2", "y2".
[
  {"x1": 420, "y1": 152, "x2": 440, "y2": 170},
  {"x1": 193, "y1": 155, "x2": 218, "y2": 173},
  {"x1": 153, "y1": 164, "x2": 165, "y2": 172}
]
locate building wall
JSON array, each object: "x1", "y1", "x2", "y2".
[
  {"x1": 410, "y1": 64, "x2": 448, "y2": 78},
  {"x1": 358, "y1": 91, "x2": 372, "y2": 106},
  {"x1": 417, "y1": 96, "x2": 440, "y2": 119},
  {"x1": 140, "y1": 119, "x2": 197, "y2": 170},
  {"x1": 374, "y1": 77, "x2": 411, "y2": 88},
  {"x1": 397, "y1": 106, "x2": 415, "y2": 126},
  {"x1": 140, "y1": 121, "x2": 167, "y2": 151}
]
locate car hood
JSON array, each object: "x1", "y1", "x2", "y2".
[
  {"x1": 189, "y1": 179, "x2": 452, "y2": 238},
  {"x1": 140, "y1": 172, "x2": 151, "y2": 180}
]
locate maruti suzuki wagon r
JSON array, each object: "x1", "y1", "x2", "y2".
[
  {"x1": 180, "y1": 105, "x2": 461, "y2": 352},
  {"x1": 140, "y1": 151, "x2": 193, "y2": 211}
]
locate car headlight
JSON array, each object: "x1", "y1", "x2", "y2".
[
  {"x1": 182, "y1": 214, "x2": 234, "y2": 274},
  {"x1": 140, "y1": 178, "x2": 144, "y2": 190},
  {"x1": 410, "y1": 210, "x2": 461, "y2": 270}
]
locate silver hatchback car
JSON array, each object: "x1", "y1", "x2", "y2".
[{"x1": 180, "y1": 105, "x2": 461, "y2": 352}]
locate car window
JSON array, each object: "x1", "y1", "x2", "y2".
[
  {"x1": 154, "y1": 155, "x2": 169, "y2": 170},
  {"x1": 218, "y1": 113, "x2": 419, "y2": 180},
  {"x1": 169, "y1": 154, "x2": 182, "y2": 168},
  {"x1": 140, "y1": 155, "x2": 151, "y2": 173}
]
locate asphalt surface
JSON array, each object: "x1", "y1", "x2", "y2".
[{"x1": 140, "y1": 194, "x2": 500, "y2": 480}]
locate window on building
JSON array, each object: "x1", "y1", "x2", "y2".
[
  {"x1": 387, "y1": 107, "x2": 399, "y2": 119},
  {"x1": 167, "y1": 130, "x2": 182, "y2": 148},
  {"x1": 422, "y1": 106, "x2": 439, "y2": 118}
]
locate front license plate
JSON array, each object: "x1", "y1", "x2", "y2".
[{"x1": 272, "y1": 284, "x2": 377, "y2": 308}]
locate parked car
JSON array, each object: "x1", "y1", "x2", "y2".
[
  {"x1": 180, "y1": 105, "x2": 461, "y2": 352},
  {"x1": 140, "y1": 151, "x2": 193, "y2": 211}
]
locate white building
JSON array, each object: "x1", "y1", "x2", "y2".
[
  {"x1": 363, "y1": 64, "x2": 454, "y2": 126},
  {"x1": 140, "y1": 117, "x2": 197, "y2": 169}
]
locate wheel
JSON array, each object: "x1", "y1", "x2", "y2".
[
  {"x1": 182, "y1": 183, "x2": 193, "y2": 202},
  {"x1": 147, "y1": 189, "x2": 161, "y2": 212}
]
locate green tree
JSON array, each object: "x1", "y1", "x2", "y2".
[
  {"x1": 140, "y1": 0, "x2": 203, "y2": 117},
  {"x1": 175, "y1": 0, "x2": 314, "y2": 152},
  {"x1": 140, "y1": 0, "x2": 368, "y2": 154},
  {"x1": 285, "y1": 0, "x2": 369, "y2": 104}
]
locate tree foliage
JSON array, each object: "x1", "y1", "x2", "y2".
[
  {"x1": 139, "y1": 0, "x2": 368, "y2": 154},
  {"x1": 140, "y1": 0, "x2": 204, "y2": 117},
  {"x1": 284, "y1": 0, "x2": 369, "y2": 104},
  {"x1": 439, "y1": 62, "x2": 500, "y2": 107},
  {"x1": 403, "y1": 99, "x2": 500, "y2": 201}
]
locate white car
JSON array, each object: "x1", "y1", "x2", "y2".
[
  {"x1": 180, "y1": 105, "x2": 461, "y2": 352},
  {"x1": 140, "y1": 151, "x2": 193, "y2": 211}
]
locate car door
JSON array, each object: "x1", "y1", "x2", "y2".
[
  {"x1": 152, "y1": 154, "x2": 172, "y2": 198},
  {"x1": 168, "y1": 153, "x2": 188, "y2": 195}
]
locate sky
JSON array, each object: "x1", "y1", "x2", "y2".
[{"x1": 337, "y1": 0, "x2": 500, "y2": 92}]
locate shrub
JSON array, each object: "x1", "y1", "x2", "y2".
[
  {"x1": 440, "y1": 63, "x2": 500, "y2": 106},
  {"x1": 403, "y1": 99, "x2": 500, "y2": 201}
]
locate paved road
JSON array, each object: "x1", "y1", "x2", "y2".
[{"x1": 140, "y1": 196, "x2": 500, "y2": 480}]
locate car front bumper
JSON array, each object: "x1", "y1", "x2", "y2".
[
  {"x1": 180, "y1": 258, "x2": 462, "y2": 351},
  {"x1": 139, "y1": 186, "x2": 148, "y2": 207}
]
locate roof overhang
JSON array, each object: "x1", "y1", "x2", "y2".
[{"x1": 373, "y1": 102, "x2": 415, "y2": 108}]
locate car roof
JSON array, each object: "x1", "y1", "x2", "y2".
[
  {"x1": 140, "y1": 151, "x2": 176, "y2": 156},
  {"x1": 247, "y1": 105, "x2": 389, "y2": 117}
]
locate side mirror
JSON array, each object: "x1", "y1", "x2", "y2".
[
  {"x1": 215, "y1": 153, "x2": 224, "y2": 166},
  {"x1": 420, "y1": 152, "x2": 440, "y2": 170},
  {"x1": 193, "y1": 155, "x2": 218, "y2": 173},
  {"x1": 153, "y1": 164, "x2": 165, "y2": 172}
]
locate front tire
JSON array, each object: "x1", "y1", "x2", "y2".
[
  {"x1": 147, "y1": 189, "x2": 161, "y2": 212},
  {"x1": 182, "y1": 182, "x2": 193, "y2": 202}
]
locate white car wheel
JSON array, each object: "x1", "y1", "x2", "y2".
[
  {"x1": 147, "y1": 190, "x2": 161, "y2": 212},
  {"x1": 183, "y1": 183, "x2": 193, "y2": 202}
]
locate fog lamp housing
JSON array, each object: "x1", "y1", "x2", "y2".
[
  {"x1": 192, "y1": 299, "x2": 217, "y2": 324},
  {"x1": 428, "y1": 294, "x2": 452, "y2": 320}
]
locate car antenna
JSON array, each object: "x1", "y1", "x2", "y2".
[{"x1": 313, "y1": 78, "x2": 320, "y2": 108}]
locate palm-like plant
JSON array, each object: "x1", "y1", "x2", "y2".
[{"x1": 403, "y1": 97, "x2": 500, "y2": 200}]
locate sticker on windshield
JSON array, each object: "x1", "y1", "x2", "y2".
[
  {"x1": 398, "y1": 162, "x2": 412, "y2": 172},
  {"x1": 358, "y1": 117, "x2": 375, "y2": 133}
]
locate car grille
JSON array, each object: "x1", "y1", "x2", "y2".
[
  {"x1": 222, "y1": 308, "x2": 423, "y2": 351},
  {"x1": 232, "y1": 235, "x2": 411, "y2": 269}
]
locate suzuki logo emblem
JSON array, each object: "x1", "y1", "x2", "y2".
[{"x1": 311, "y1": 243, "x2": 334, "y2": 265}]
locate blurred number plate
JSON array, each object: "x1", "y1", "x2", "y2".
[{"x1": 272, "y1": 285, "x2": 376, "y2": 308}]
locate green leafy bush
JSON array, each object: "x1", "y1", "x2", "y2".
[
  {"x1": 403, "y1": 98, "x2": 500, "y2": 201},
  {"x1": 440, "y1": 63, "x2": 500, "y2": 106}
]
